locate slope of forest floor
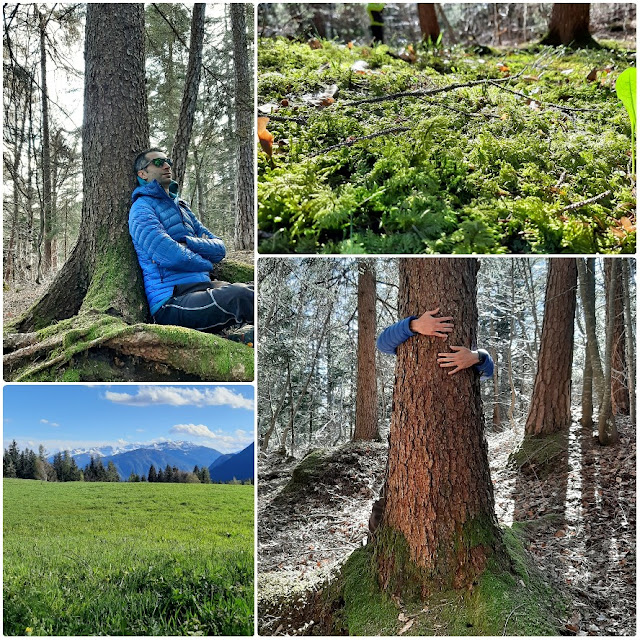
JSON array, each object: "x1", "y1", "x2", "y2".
[
  {"x1": 258, "y1": 39, "x2": 635, "y2": 255},
  {"x1": 258, "y1": 416, "x2": 635, "y2": 636}
]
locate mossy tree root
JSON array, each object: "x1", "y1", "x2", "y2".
[{"x1": 3, "y1": 313, "x2": 253, "y2": 382}]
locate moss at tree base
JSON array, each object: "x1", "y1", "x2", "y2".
[
  {"x1": 317, "y1": 526, "x2": 566, "y2": 635},
  {"x1": 510, "y1": 432, "x2": 570, "y2": 479}
]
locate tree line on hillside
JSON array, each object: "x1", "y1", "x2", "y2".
[
  {"x1": 2, "y1": 441, "x2": 119, "y2": 482},
  {"x1": 2, "y1": 441, "x2": 253, "y2": 485}
]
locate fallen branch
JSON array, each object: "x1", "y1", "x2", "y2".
[
  {"x1": 310, "y1": 126, "x2": 410, "y2": 157},
  {"x1": 487, "y1": 80, "x2": 600, "y2": 113},
  {"x1": 561, "y1": 190, "x2": 612, "y2": 212},
  {"x1": 343, "y1": 73, "x2": 521, "y2": 107},
  {"x1": 261, "y1": 112, "x2": 308, "y2": 126}
]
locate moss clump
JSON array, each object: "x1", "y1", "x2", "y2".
[
  {"x1": 510, "y1": 432, "x2": 569, "y2": 478},
  {"x1": 283, "y1": 450, "x2": 327, "y2": 492},
  {"x1": 322, "y1": 526, "x2": 566, "y2": 636},
  {"x1": 213, "y1": 259, "x2": 255, "y2": 285}
]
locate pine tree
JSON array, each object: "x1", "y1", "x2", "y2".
[{"x1": 148, "y1": 464, "x2": 157, "y2": 483}]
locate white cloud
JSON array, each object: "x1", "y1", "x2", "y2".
[
  {"x1": 40, "y1": 419, "x2": 60, "y2": 427},
  {"x1": 169, "y1": 424, "x2": 253, "y2": 453},
  {"x1": 170, "y1": 423, "x2": 216, "y2": 438},
  {"x1": 136, "y1": 429, "x2": 145, "y2": 433},
  {"x1": 104, "y1": 386, "x2": 253, "y2": 410}
]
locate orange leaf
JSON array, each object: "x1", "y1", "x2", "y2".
[
  {"x1": 308, "y1": 38, "x2": 323, "y2": 50},
  {"x1": 347, "y1": 41, "x2": 353, "y2": 49},
  {"x1": 620, "y1": 216, "x2": 636, "y2": 232},
  {"x1": 257, "y1": 117, "x2": 274, "y2": 158}
]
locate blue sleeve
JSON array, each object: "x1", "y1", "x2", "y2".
[
  {"x1": 475, "y1": 349, "x2": 494, "y2": 381},
  {"x1": 376, "y1": 316, "x2": 417, "y2": 354},
  {"x1": 184, "y1": 209, "x2": 226, "y2": 264},
  {"x1": 129, "y1": 201, "x2": 213, "y2": 273}
]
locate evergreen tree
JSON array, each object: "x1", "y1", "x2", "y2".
[
  {"x1": 106, "y1": 460, "x2": 120, "y2": 482},
  {"x1": 148, "y1": 464, "x2": 157, "y2": 483},
  {"x1": 199, "y1": 466, "x2": 211, "y2": 484},
  {"x1": 164, "y1": 464, "x2": 173, "y2": 482}
]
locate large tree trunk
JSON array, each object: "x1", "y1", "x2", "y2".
[
  {"x1": 376, "y1": 258, "x2": 503, "y2": 597},
  {"x1": 353, "y1": 260, "x2": 379, "y2": 441},
  {"x1": 417, "y1": 4, "x2": 440, "y2": 42},
  {"x1": 525, "y1": 259, "x2": 577, "y2": 436},
  {"x1": 604, "y1": 260, "x2": 630, "y2": 415},
  {"x1": 540, "y1": 3, "x2": 598, "y2": 48},
  {"x1": 231, "y1": 3, "x2": 253, "y2": 250},
  {"x1": 13, "y1": 3, "x2": 149, "y2": 334},
  {"x1": 171, "y1": 3, "x2": 206, "y2": 193},
  {"x1": 598, "y1": 260, "x2": 620, "y2": 445}
]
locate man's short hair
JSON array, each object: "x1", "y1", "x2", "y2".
[{"x1": 134, "y1": 147, "x2": 164, "y2": 175}]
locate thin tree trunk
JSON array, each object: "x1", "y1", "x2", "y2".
[
  {"x1": 230, "y1": 3, "x2": 253, "y2": 250},
  {"x1": 39, "y1": 8, "x2": 53, "y2": 274},
  {"x1": 171, "y1": 3, "x2": 206, "y2": 193},
  {"x1": 525, "y1": 259, "x2": 577, "y2": 436},
  {"x1": 354, "y1": 260, "x2": 379, "y2": 441},
  {"x1": 621, "y1": 260, "x2": 636, "y2": 425},
  {"x1": 417, "y1": 3, "x2": 440, "y2": 41},
  {"x1": 577, "y1": 258, "x2": 605, "y2": 406},
  {"x1": 581, "y1": 347, "x2": 593, "y2": 429},
  {"x1": 598, "y1": 259, "x2": 620, "y2": 445}
]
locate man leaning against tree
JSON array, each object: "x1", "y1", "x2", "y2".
[{"x1": 128, "y1": 148, "x2": 254, "y2": 343}]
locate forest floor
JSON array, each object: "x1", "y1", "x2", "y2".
[
  {"x1": 258, "y1": 414, "x2": 636, "y2": 636},
  {"x1": 258, "y1": 39, "x2": 635, "y2": 255}
]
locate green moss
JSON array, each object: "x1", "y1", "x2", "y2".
[
  {"x1": 258, "y1": 38, "x2": 636, "y2": 254},
  {"x1": 326, "y1": 526, "x2": 565, "y2": 636},
  {"x1": 213, "y1": 259, "x2": 254, "y2": 285},
  {"x1": 283, "y1": 450, "x2": 326, "y2": 492},
  {"x1": 510, "y1": 432, "x2": 569, "y2": 478}
]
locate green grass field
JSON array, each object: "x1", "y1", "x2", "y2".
[{"x1": 3, "y1": 479, "x2": 254, "y2": 635}]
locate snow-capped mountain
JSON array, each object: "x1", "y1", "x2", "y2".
[{"x1": 50, "y1": 441, "x2": 225, "y2": 479}]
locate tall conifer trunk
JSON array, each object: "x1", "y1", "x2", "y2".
[{"x1": 376, "y1": 258, "x2": 503, "y2": 597}]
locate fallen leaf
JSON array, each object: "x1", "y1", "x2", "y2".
[
  {"x1": 620, "y1": 217, "x2": 636, "y2": 232},
  {"x1": 257, "y1": 117, "x2": 274, "y2": 158},
  {"x1": 398, "y1": 619, "x2": 414, "y2": 635},
  {"x1": 554, "y1": 529, "x2": 566, "y2": 538},
  {"x1": 308, "y1": 38, "x2": 323, "y2": 50},
  {"x1": 586, "y1": 68, "x2": 598, "y2": 82},
  {"x1": 398, "y1": 612, "x2": 408, "y2": 622},
  {"x1": 347, "y1": 41, "x2": 353, "y2": 49},
  {"x1": 351, "y1": 60, "x2": 370, "y2": 73}
]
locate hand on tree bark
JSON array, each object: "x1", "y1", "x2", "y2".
[
  {"x1": 409, "y1": 307, "x2": 453, "y2": 339},
  {"x1": 437, "y1": 345, "x2": 480, "y2": 375}
]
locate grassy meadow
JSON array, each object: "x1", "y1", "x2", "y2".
[{"x1": 3, "y1": 479, "x2": 254, "y2": 635}]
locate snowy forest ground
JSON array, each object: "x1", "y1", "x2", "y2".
[{"x1": 258, "y1": 413, "x2": 635, "y2": 636}]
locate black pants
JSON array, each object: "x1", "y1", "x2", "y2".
[{"x1": 154, "y1": 281, "x2": 254, "y2": 332}]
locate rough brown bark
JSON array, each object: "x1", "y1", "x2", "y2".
[
  {"x1": 231, "y1": 3, "x2": 254, "y2": 250},
  {"x1": 376, "y1": 258, "x2": 503, "y2": 597},
  {"x1": 417, "y1": 3, "x2": 440, "y2": 42},
  {"x1": 604, "y1": 260, "x2": 630, "y2": 415},
  {"x1": 540, "y1": 3, "x2": 598, "y2": 48},
  {"x1": 354, "y1": 261, "x2": 379, "y2": 441},
  {"x1": 581, "y1": 349, "x2": 593, "y2": 429},
  {"x1": 598, "y1": 260, "x2": 620, "y2": 445},
  {"x1": 171, "y1": 3, "x2": 205, "y2": 193},
  {"x1": 13, "y1": 4, "x2": 149, "y2": 333},
  {"x1": 525, "y1": 259, "x2": 577, "y2": 436}
]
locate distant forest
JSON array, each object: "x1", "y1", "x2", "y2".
[{"x1": 2, "y1": 441, "x2": 251, "y2": 484}]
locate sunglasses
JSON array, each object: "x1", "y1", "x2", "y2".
[{"x1": 143, "y1": 157, "x2": 173, "y2": 169}]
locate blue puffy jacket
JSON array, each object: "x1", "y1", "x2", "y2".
[
  {"x1": 377, "y1": 316, "x2": 494, "y2": 380},
  {"x1": 129, "y1": 179, "x2": 226, "y2": 315}
]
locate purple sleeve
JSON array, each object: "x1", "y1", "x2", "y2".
[{"x1": 376, "y1": 316, "x2": 417, "y2": 354}]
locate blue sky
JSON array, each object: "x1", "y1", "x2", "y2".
[{"x1": 3, "y1": 385, "x2": 254, "y2": 455}]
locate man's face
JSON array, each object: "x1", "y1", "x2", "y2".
[{"x1": 138, "y1": 151, "x2": 172, "y2": 189}]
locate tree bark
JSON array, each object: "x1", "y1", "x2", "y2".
[
  {"x1": 621, "y1": 260, "x2": 636, "y2": 426},
  {"x1": 376, "y1": 258, "x2": 503, "y2": 597},
  {"x1": 577, "y1": 258, "x2": 605, "y2": 406},
  {"x1": 540, "y1": 3, "x2": 599, "y2": 48},
  {"x1": 417, "y1": 4, "x2": 440, "y2": 42},
  {"x1": 354, "y1": 260, "x2": 379, "y2": 441},
  {"x1": 604, "y1": 260, "x2": 630, "y2": 415},
  {"x1": 39, "y1": 8, "x2": 53, "y2": 274},
  {"x1": 525, "y1": 259, "x2": 577, "y2": 436},
  {"x1": 13, "y1": 3, "x2": 149, "y2": 333},
  {"x1": 230, "y1": 3, "x2": 254, "y2": 250},
  {"x1": 598, "y1": 259, "x2": 620, "y2": 445},
  {"x1": 580, "y1": 347, "x2": 593, "y2": 429},
  {"x1": 171, "y1": 3, "x2": 206, "y2": 193}
]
